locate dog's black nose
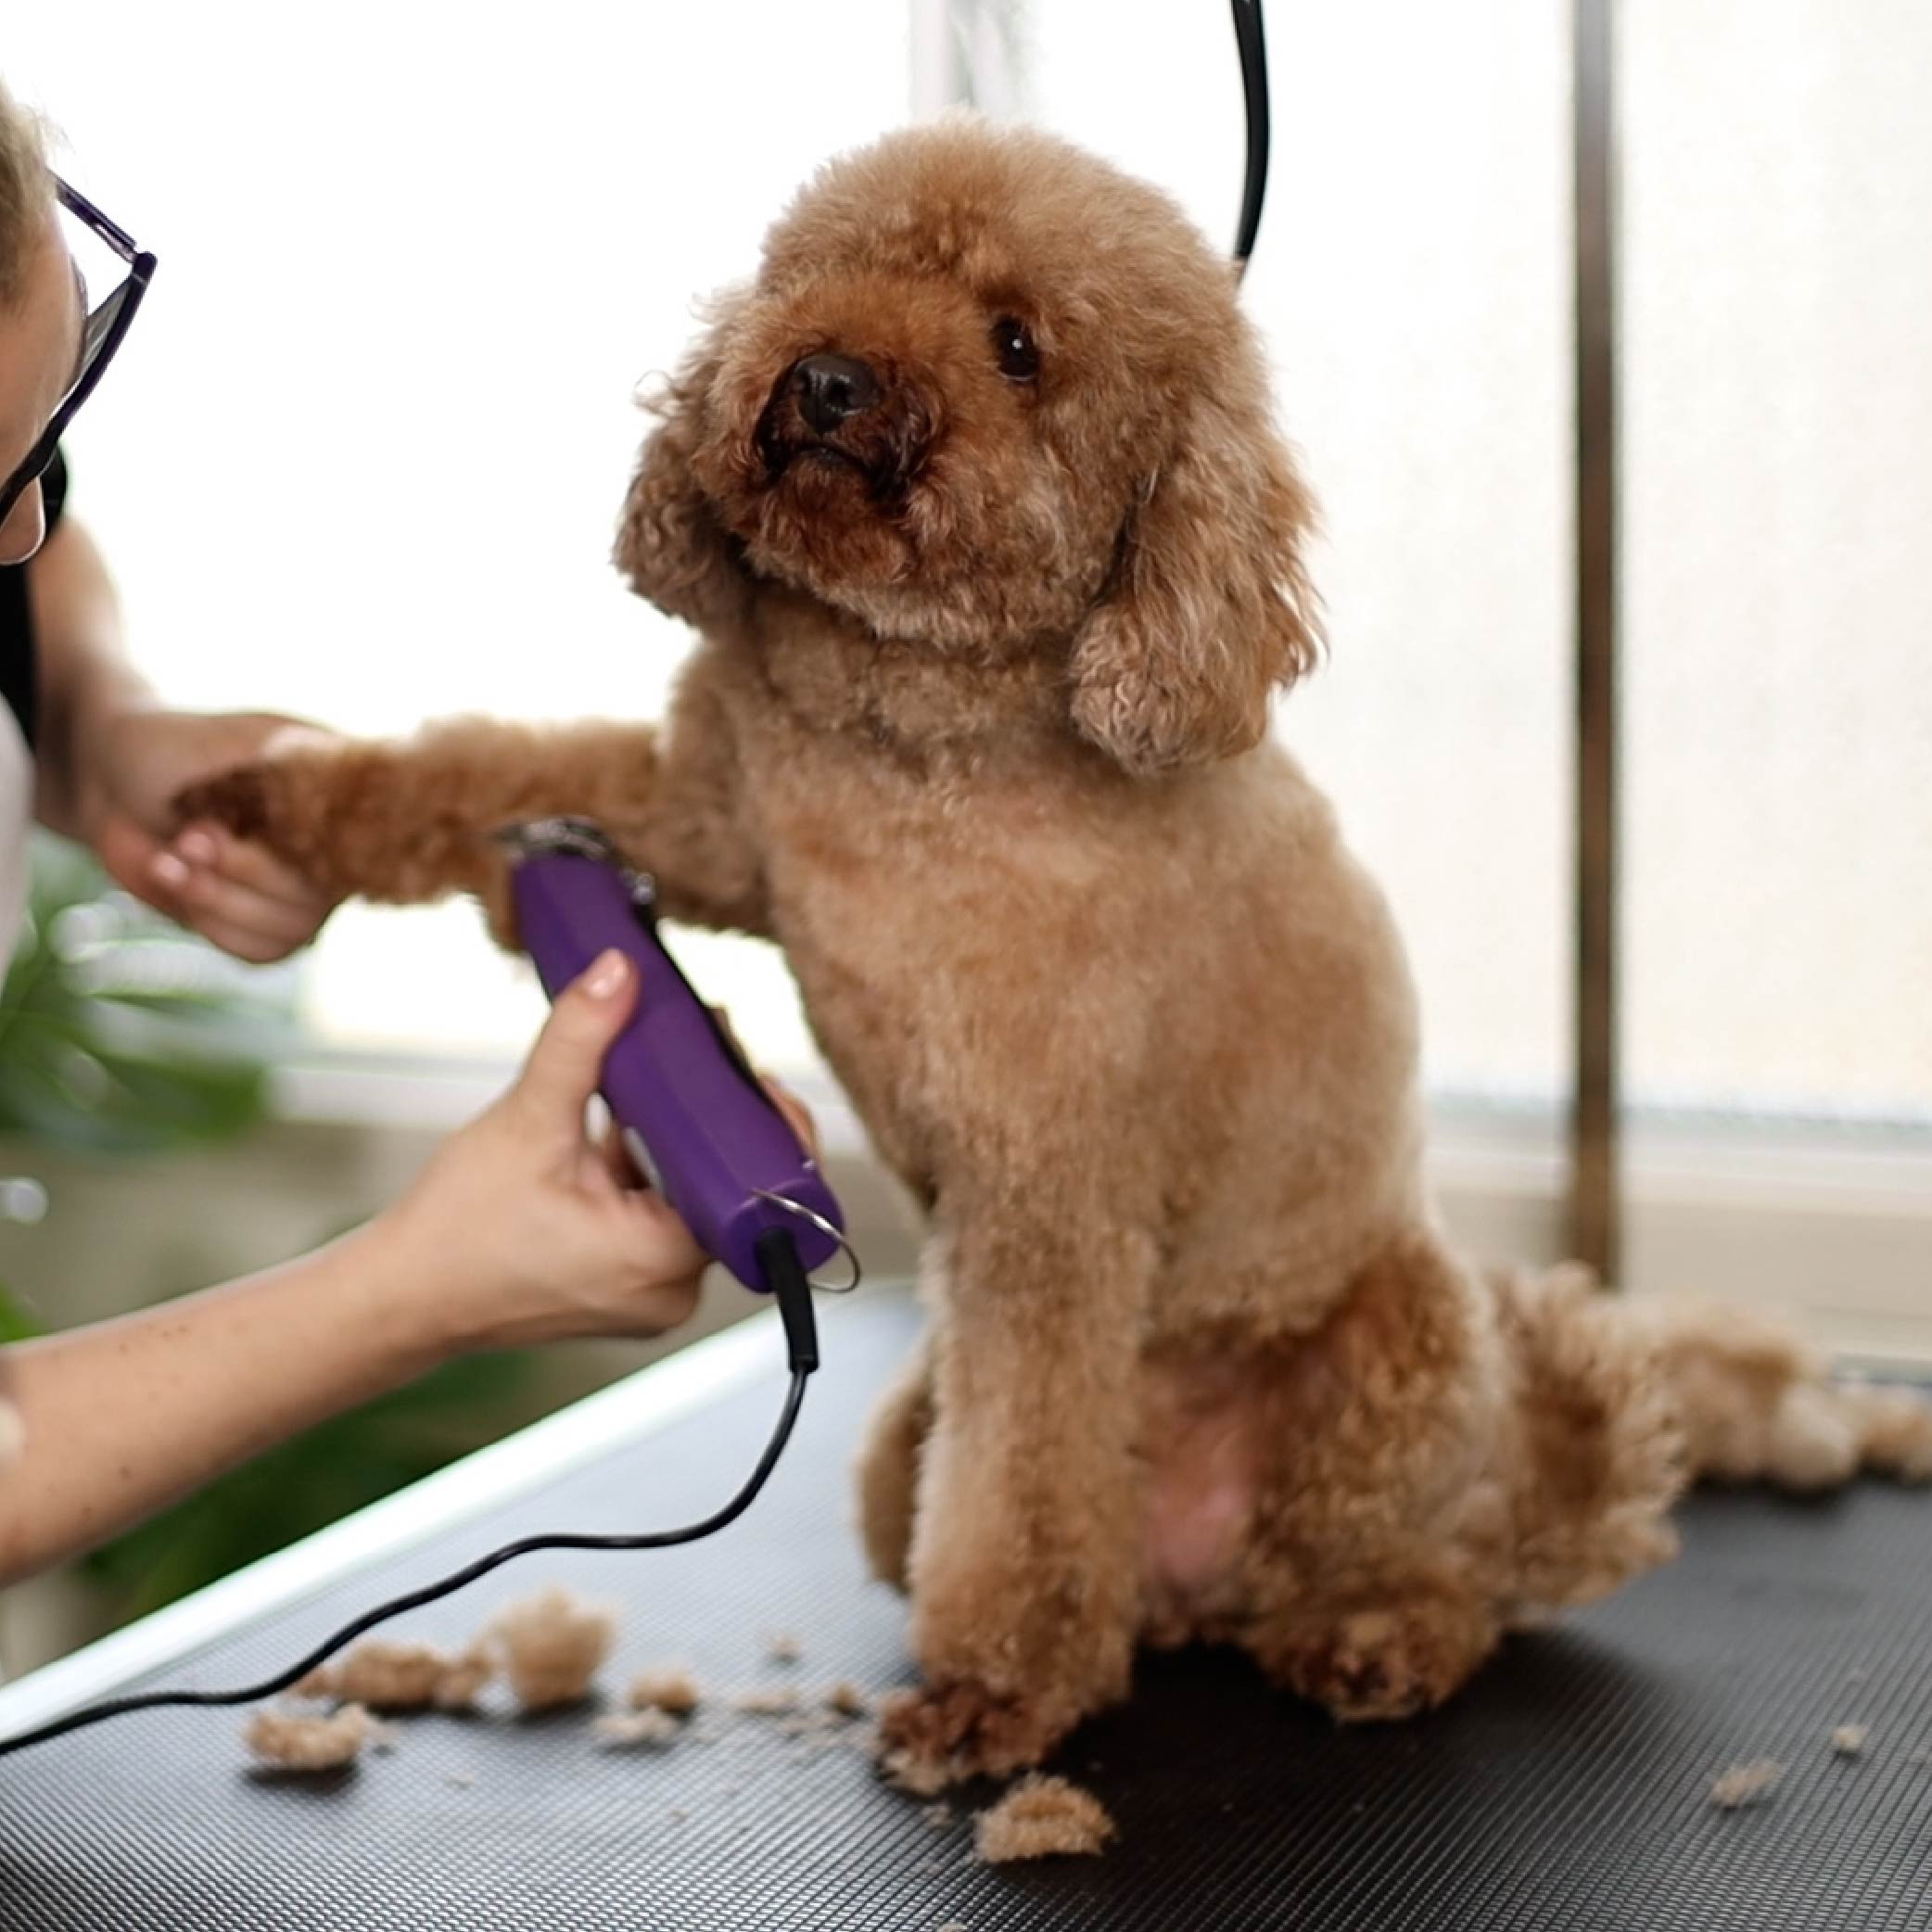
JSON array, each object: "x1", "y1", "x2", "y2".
[{"x1": 791, "y1": 353, "x2": 881, "y2": 435}]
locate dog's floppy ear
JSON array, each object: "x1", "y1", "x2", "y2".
[
  {"x1": 1068, "y1": 388, "x2": 1321, "y2": 774},
  {"x1": 614, "y1": 303, "x2": 747, "y2": 630}
]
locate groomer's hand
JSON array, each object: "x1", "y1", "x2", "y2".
[
  {"x1": 80, "y1": 707, "x2": 339, "y2": 963},
  {"x1": 377, "y1": 952, "x2": 814, "y2": 1354}
]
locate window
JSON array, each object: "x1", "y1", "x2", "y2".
[
  {"x1": 1007, "y1": 0, "x2": 1932, "y2": 1134},
  {"x1": 1621, "y1": 0, "x2": 1932, "y2": 1123},
  {"x1": 995, "y1": 0, "x2": 1573, "y2": 1104},
  {"x1": 6, "y1": 3, "x2": 911, "y2": 1067},
  {"x1": 12, "y1": 4, "x2": 1929, "y2": 1175}
]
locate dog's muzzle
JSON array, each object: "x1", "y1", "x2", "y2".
[
  {"x1": 756, "y1": 353, "x2": 930, "y2": 499},
  {"x1": 791, "y1": 353, "x2": 882, "y2": 435}
]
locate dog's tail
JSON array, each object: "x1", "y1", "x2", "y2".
[
  {"x1": 1492, "y1": 1262, "x2": 1686, "y2": 1614},
  {"x1": 1633, "y1": 1294, "x2": 1932, "y2": 1492},
  {"x1": 1490, "y1": 1264, "x2": 1932, "y2": 1625}
]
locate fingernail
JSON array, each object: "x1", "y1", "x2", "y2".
[
  {"x1": 177, "y1": 829, "x2": 218, "y2": 866},
  {"x1": 584, "y1": 948, "x2": 630, "y2": 998},
  {"x1": 151, "y1": 853, "x2": 190, "y2": 890}
]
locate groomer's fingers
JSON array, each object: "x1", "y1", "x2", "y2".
[
  {"x1": 94, "y1": 815, "x2": 175, "y2": 908},
  {"x1": 97, "y1": 816, "x2": 328, "y2": 962},
  {"x1": 148, "y1": 862, "x2": 325, "y2": 960},
  {"x1": 508, "y1": 950, "x2": 638, "y2": 1126},
  {"x1": 168, "y1": 823, "x2": 324, "y2": 912},
  {"x1": 763, "y1": 1076, "x2": 820, "y2": 1159},
  {"x1": 705, "y1": 1004, "x2": 821, "y2": 1159},
  {"x1": 599, "y1": 1115, "x2": 647, "y2": 1190}
]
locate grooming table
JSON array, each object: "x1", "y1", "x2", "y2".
[{"x1": 1, "y1": 1294, "x2": 1928, "y2": 1931}]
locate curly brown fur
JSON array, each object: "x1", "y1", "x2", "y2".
[
  {"x1": 297, "y1": 1636, "x2": 495, "y2": 1712},
  {"x1": 179, "y1": 117, "x2": 1931, "y2": 1790},
  {"x1": 972, "y1": 1774, "x2": 1116, "y2": 1862},
  {"x1": 489, "y1": 1586, "x2": 616, "y2": 1711},
  {"x1": 244, "y1": 1702, "x2": 388, "y2": 1773}
]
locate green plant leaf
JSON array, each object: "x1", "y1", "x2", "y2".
[
  {"x1": 0, "y1": 833, "x2": 293, "y2": 1156},
  {"x1": 0, "y1": 1277, "x2": 44, "y2": 1343}
]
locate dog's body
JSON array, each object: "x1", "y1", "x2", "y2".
[{"x1": 187, "y1": 121, "x2": 1932, "y2": 1792}]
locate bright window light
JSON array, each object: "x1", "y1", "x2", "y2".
[{"x1": 6, "y1": 3, "x2": 909, "y2": 1067}]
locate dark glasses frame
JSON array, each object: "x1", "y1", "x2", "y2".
[{"x1": 0, "y1": 175, "x2": 157, "y2": 529}]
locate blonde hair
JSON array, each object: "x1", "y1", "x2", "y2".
[{"x1": 0, "y1": 77, "x2": 53, "y2": 308}]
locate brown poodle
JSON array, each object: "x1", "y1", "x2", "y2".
[{"x1": 181, "y1": 118, "x2": 1932, "y2": 1793}]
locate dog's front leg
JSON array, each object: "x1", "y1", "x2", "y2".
[
  {"x1": 876, "y1": 1216, "x2": 1153, "y2": 1792},
  {"x1": 174, "y1": 677, "x2": 769, "y2": 944},
  {"x1": 172, "y1": 718, "x2": 671, "y2": 935}
]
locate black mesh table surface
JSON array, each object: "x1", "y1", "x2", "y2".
[{"x1": 2, "y1": 1292, "x2": 1929, "y2": 1930}]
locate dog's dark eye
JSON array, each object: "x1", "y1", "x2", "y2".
[{"x1": 992, "y1": 315, "x2": 1039, "y2": 383}]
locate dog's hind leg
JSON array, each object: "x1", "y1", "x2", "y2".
[
  {"x1": 1227, "y1": 1233, "x2": 1515, "y2": 1721},
  {"x1": 857, "y1": 1328, "x2": 934, "y2": 1592},
  {"x1": 1249, "y1": 1569, "x2": 1503, "y2": 1722},
  {"x1": 1232, "y1": 1239, "x2": 1685, "y2": 1722}
]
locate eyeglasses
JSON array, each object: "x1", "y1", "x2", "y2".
[{"x1": 0, "y1": 176, "x2": 157, "y2": 530}]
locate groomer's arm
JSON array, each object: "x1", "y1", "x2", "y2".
[
  {"x1": 26, "y1": 512, "x2": 149, "y2": 843},
  {"x1": 26, "y1": 513, "x2": 337, "y2": 960},
  {"x1": 0, "y1": 954, "x2": 744, "y2": 1587},
  {"x1": 0, "y1": 1221, "x2": 453, "y2": 1585}
]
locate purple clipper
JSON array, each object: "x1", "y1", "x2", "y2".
[{"x1": 499, "y1": 818, "x2": 850, "y2": 1293}]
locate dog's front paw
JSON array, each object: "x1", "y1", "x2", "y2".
[
  {"x1": 173, "y1": 763, "x2": 279, "y2": 847},
  {"x1": 873, "y1": 1679, "x2": 1076, "y2": 1795},
  {"x1": 172, "y1": 725, "x2": 353, "y2": 869}
]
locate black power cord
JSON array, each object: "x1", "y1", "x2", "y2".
[
  {"x1": 1230, "y1": 0, "x2": 1271, "y2": 278},
  {"x1": 0, "y1": 1233, "x2": 820, "y2": 1758}
]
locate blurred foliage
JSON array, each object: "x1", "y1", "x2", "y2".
[
  {"x1": 0, "y1": 1279, "x2": 40, "y2": 1344},
  {"x1": 0, "y1": 833, "x2": 290, "y2": 1153},
  {"x1": 2, "y1": 833, "x2": 534, "y2": 1622}
]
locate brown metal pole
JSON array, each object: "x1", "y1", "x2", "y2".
[{"x1": 1570, "y1": 0, "x2": 1621, "y2": 1282}]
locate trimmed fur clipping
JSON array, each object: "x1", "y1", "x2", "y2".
[
  {"x1": 628, "y1": 1667, "x2": 702, "y2": 1716},
  {"x1": 732, "y1": 1684, "x2": 800, "y2": 1715},
  {"x1": 972, "y1": 1776, "x2": 1117, "y2": 1862},
  {"x1": 490, "y1": 1586, "x2": 617, "y2": 1710},
  {"x1": 1709, "y1": 1760, "x2": 1784, "y2": 1810},
  {"x1": 593, "y1": 1709, "x2": 682, "y2": 1748},
  {"x1": 298, "y1": 1638, "x2": 495, "y2": 1712},
  {"x1": 245, "y1": 1703, "x2": 388, "y2": 1772}
]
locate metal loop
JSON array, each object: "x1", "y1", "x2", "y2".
[{"x1": 750, "y1": 1189, "x2": 864, "y2": 1294}]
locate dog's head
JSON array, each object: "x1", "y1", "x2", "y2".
[{"x1": 617, "y1": 118, "x2": 1320, "y2": 773}]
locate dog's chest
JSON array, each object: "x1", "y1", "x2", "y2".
[{"x1": 746, "y1": 744, "x2": 1128, "y2": 1138}]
